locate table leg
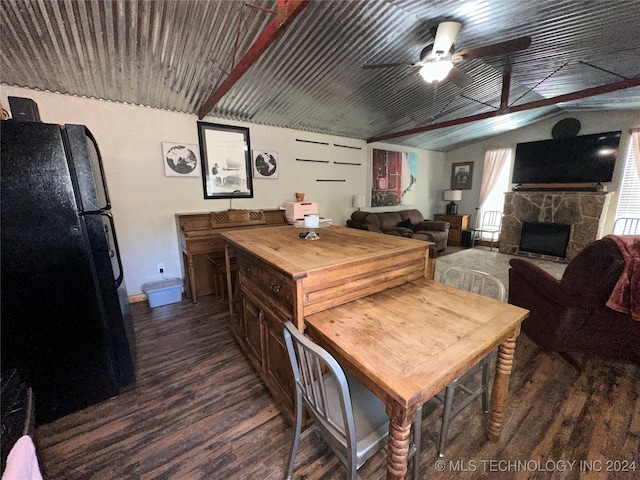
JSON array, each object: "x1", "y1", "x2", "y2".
[
  {"x1": 486, "y1": 335, "x2": 517, "y2": 442},
  {"x1": 386, "y1": 404, "x2": 416, "y2": 480},
  {"x1": 187, "y1": 254, "x2": 197, "y2": 304},
  {"x1": 224, "y1": 244, "x2": 234, "y2": 321},
  {"x1": 425, "y1": 245, "x2": 436, "y2": 280}
]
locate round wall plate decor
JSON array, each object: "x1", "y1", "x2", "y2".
[{"x1": 552, "y1": 118, "x2": 581, "y2": 138}]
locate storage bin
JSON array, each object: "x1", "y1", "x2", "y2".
[{"x1": 142, "y1": 278, "x2": 183, "y2": 308}]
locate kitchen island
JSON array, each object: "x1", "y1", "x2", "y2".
[{"x1": 220, "y1": 225, "x2": 432, "y2": 416}]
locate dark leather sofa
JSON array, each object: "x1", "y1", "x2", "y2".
[
  {"x1": 346, "y1": 209, "x2": 450, "y2": 251},
  {"x1": 508, "y1": 236, "x2": 640, "y2": 365}
]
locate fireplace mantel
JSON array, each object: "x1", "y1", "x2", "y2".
[{"x1": 499, "y1": 191, "x2": 613, "y2": 261}]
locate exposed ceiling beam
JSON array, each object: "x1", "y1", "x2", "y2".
[
  {"x1": 499, "y1": 63, "x2": 512, "y2": 112},
  {"x1": 366, "y1": 77, "x2": 640, "y2": 144},
  {"x1": 197, "y1": 0, "x2": 311, "y2": 120}
]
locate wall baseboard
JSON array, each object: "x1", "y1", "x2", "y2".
[{"x1": 128, "y1": 293, "x2": 147, "y2": 304}]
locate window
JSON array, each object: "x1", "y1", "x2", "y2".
[
  {"x1": 615, "y1": 137, "x2": 640, "y2": 217},
  {"x1": 477, "y1": 148, "x2": 512, "y2": 219},
  {"x1": 613, "y1": 133, "x2": 640, "y2": 234}
]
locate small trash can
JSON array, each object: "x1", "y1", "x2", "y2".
[
  {"x1": 461, "y1": 230, "x2": 474, "y2": 247},
  {"x1": 142, "y1": 278, "x2": 183, "y2": 308}
]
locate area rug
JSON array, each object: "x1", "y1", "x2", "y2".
[{"x1": 434, "y1": 247, "x2": 568, "y2": 296}]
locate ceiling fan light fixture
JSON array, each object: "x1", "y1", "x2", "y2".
[{"x1": 419, "y1": 60, "x2": 453, "y2": 83}]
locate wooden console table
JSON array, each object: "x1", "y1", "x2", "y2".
[
  {"x1": 219, "y1": 226, "x2": 432, "y2": 418},
  {"x1": 176, "y1": 209, "x2": 287, "y2": 303},
  {"x1": 434, "y1": 213, "x2": 470, "y2": 246}
]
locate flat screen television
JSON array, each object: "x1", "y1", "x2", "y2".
[{"x1": 512, "y1": 131, "x2": 621, "y2": 185}]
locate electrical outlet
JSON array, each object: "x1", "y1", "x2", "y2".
[{"x1": 157, "y1": 263, "x2": 165, "y2": 274}]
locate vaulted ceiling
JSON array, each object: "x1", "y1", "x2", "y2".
[{"x1": 1, "y1": 0, "x2": 639, "y2": 152}]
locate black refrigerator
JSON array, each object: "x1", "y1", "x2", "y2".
[{"x1": 1, "y1": 120, "x2": 136, "y2": 425}]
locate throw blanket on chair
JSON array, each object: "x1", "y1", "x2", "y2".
[{"x1": 605, "y1": 235, "x2": 640, "y2": 321}]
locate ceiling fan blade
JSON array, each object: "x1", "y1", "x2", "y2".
[
  {"x1": 452, "y1": 35, "x2": 531, "y2": 62},
  {"x1": 447, "y1": 66, "x2": 473, "y2": 88},
  {"x1": 362, "y1": 62, "x2": 417, "y2": 69},
  {"x1": 433, "y1": 21, "x2": 461, "y2": 56},
  {"x1": 419, "y1": 43, "x2": 434, "y2": 62}
]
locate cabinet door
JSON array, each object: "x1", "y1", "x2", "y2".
[
  {"x1": 240, "y1": 290, "x2": 295, "y2": 415},
  {"x1": 261, "y1": 308, "x2": 295, "y2": 413},
  {"x1": 242, "y1": 295, "x2": 264, "y2": 370}
]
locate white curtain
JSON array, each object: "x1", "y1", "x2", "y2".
[
  {"x1": 477, "y1": 147, "x2": 510, "y2": 226},
  {"x1": 632, "y1": 129, "x2": 640, "y2": 179}
]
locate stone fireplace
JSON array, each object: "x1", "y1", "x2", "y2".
[{"x1": 499, "y1": 191, "x2": 613, "y2": 261}]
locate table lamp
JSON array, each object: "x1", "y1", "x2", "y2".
[
  {"x1": 352, "y1": 194, "x2": 366, "y2": 211},
  {"x1": 443, "y1": 189, "x2": 462, "y2": 215}
]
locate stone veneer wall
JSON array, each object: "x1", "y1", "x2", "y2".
[{"x1": 499, "y1": 191, "x2": 612, "y2": 262}]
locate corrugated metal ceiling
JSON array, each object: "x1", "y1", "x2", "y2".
[{"x1": 1, "y1": 0, "x2": 639, "y2": 152}]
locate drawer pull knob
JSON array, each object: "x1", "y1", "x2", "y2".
[{"x1": 270, "y1": 282, "x2": 281, "y2": 293}]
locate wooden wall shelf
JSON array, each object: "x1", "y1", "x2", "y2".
[{"x1": 296, "y1": 158, "x2": 329, "y2": 163}]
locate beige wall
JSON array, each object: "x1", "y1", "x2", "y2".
[
  {"x1": 445, "y1": 110, "x2": 640, "y2": 230},
  {"x1": 5, "y1": 85, "x2": 634, "y2": 299},
  {"x1": 1, "y1": 85, "x2": 445, "y2": 297}
]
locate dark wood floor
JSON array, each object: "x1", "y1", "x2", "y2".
[{"x1": 37, "y1": 294, "x2": 640, "y2": 480}]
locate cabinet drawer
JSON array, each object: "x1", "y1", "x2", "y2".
[
  {"x1": 186, "y1": 237, "x2": 223, "y2": 255},
  {"x1": 237, "y1": 253, "x2": 295, "y2": 312}
]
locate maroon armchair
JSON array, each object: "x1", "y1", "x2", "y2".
[{"x1": 508, "y1": 236, "x2": 640, "y2": 365}]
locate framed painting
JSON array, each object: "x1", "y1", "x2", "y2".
[
  {"x1": 197, "y1": 122, "x2": 253, "y2": 199},
  {"x1": 371, "y1": 148, "x2": 417, "y2": 207},
  {"x1": 162, "y1": 142, "x2": 200, "y2": 177},
  {"x1": 451, "y1": 161, "x2": 474, "y2": 190}
]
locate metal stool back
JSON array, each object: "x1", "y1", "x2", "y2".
[
  {"x1": 414, "y1": 266, "x2": 506, "y2": 467},
  {"x1": 284, "y1": 321, "x2": 420, "y2": 479},
  {"x1": 474, "y1": 210, "x2": 503, "y2": 251},
  {"x1": 613, "y1": 217, "x2": 640, "y2": 235}
]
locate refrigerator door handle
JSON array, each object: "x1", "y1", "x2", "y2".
[
  {"x1": 103, "y1": 213, "x2": 124, "y2": 288},
  {"x1": 85, "y1": 128, "x2": 111, "y2": 212}
]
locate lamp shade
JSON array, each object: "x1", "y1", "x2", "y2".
[
  {"x1": 419, "y1": 61, "x2": 453, "y2": 83},
  {"x1": 352, "y1": 194, "x2": 366, "y2": 208},
  {"x1": 443, "y1": 189, "x2": 462, "y2": 202}
]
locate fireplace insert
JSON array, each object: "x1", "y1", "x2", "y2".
[{"x1": 519, "y1": 222, "x2": 571, "y2": 258}]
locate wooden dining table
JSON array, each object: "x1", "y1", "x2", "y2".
[{"x1": 304, "y1": 277, "x2": 530, "y2": 480}]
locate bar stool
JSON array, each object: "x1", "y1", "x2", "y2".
[{"x1": 207, "y1": 254, "x2": 238, "y2": 302}]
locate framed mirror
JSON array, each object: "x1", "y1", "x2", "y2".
[{"x1": 197, "y1": 122, "x2": 253, "y2": 199}]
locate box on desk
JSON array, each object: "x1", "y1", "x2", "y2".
[{"x1": 285, "y1": 201, "x2": 318, "y2": 221}]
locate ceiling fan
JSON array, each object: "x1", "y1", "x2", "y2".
[{"x1": 363, "y1": 21, "x2": 531, "y2": 88}]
